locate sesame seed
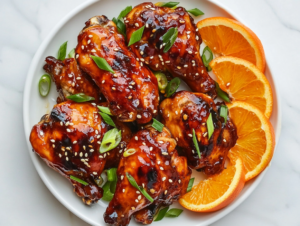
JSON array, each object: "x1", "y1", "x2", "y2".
[
  {"x1": 60, "y1": 122, "x2": 63, "y2": 126},
  {"x1": 227, "y1": 83, "x2": 231, "y2": 86},
  {"x1": 66, "y1": 147, "x2": 71, "y2": 150},
  {"x1": 135, "y1": 23, "x2": 139, "y2": 27},
  {"x1": 187, "y1": 35, "x2": 190, "y2": 39},
  {"x1": 146, "y1": 23, "x2": 149, "y2": 28},
  {"x1": 165, "y1": 61, "x2": 170, "y2": 63},
  {"x1": 164, "y1": 190, "x2": 167, "y2": 195},
  {"x1": 169, "y1": 179, "x2": 173, "y2": 183},
  {"x1": 156, "y1": 64, "x2": 159, "y2": 68},
  {"x1": 196, "y1": 36, "x2": 199, "y2": 40},
  {"x1": 66, "y1": 129, "x2": 71, "y2": 133},
  {"x1": 131, "y1": 207, "x2": 135, "y2": 210},
  {"x1": 195, "y1": 73, "x2": 199, "y2": 76},
  {"x1": 87, "y1": 40, "x2": 91, "y2": 44},
  {"x1": 183, "y1": 114, "x2": 188, "y2": 120},
  {"x1": 76, "y1": 54, "x2": 79, "y2": 59},
  {"x1": 162, "y1": 152, "x2": 168, "y2": 155},
  {"x1": 150, "y1": 56, "x2": 154, "y2": 59},
  {"x1": 125, "y1": 20, "x2": 129, "y2": 23},
  {"x1": 93, "y1": 172, "x2": 97, "y2": 175},
  {"x1": 72, "y1": 82, "x2": 75, "y2": 87},
  {"x1": 140, "y1": 62, "x2": 143, "y2": 66},
  {"x1": 160, "y1": 58, "x2": 163, "y2": 61},
  {"x1": 83, "y1": 145, "x2": 86, "y2": 150},
  {"x1": 61, "y1": 147, "x2": 65, "y2": 151},
  {"x1": 150, "y1": 189, "x2": 155, "y2": 194},
  {"x1": 153, "y1": 110, "x2": 157, "y2": 113},
  {"x1": 59, "y1": 154, "x2": 62, "y2": 158},
  {"x1": 99, "y1": 155, "x2": 103, "y2": 158},
  {"x1": 66, "y1": 122, "x2": 70, "y2": 126},
  {"x1": 180, "y1": 110, "x2": 183, "y2": 113},
  {"x1": 129, "y1": 85, "x2": 133, "y2": 89},
  {"x1": 202, "y1": 123, "x2": 206, "y2": 126},
  {"x1": 223, "y1": 139, "x2": 227, "y2": 142},
  {"x1": 112, "y1": 87, "x2": 116, "y2": 90},
  {"x1": 203, "y1": 132, "x2": 207, "y2": 137},
  {"x1": 50, "y1": 139, "x2": 55, "y2": 143},
  {"x1": 160, "y1": 167, "x2": 164, "y2": 170},
  {"x1": 184, "y1": 64, "x2": 188, "y2": 67},
  {"x1": 201, "y1": 83, "x2": 204, "y2": 87},
  {"x1": 137, "y1": 114, "x2": 142, "y2": 119},
  {"x1": 178, "y1": 179, "x2": 181, "y2": 183},
  {"x1": 121, "y1": 175, "x2": 124, "y2": 180},
  {"x1": 188, "y1": 134, "x2": 193, "y2": 137},
  {"x1": 85, "y1": 153, "x2": 88, "y2": 157},
  {"x1": 68, "y1": 74, "x2": 73, "y2": 78},
  {"x1": 97, "y1": 141, "x2": 101, "y2": 144},
  {"x1": 152, "y1": 29, "x2": 156, "y2": 33},
  {"x1": 138, "y1": 195, "x2": 141, "y2": 200},
  {"x1": 135, "y1": 136, "x2": 138, "y2": 141},
  {"x1": 136, "y1": 191, "x2": 140, "y2": 194},
  {"x1": 187, "y1": 31, "x2": 191, "y2": 34},
  {"x1": 150, "y1": 147, "x2": 153, "y2": 151},
  {"x1": 104, "y1": 153, "x2": 106, "y2": 158},
  {"x1": 91, "y1": 49, "x2": 96, "y2": 53},
  {"x1": 89, "y1": 35, "x2": 93, "y2": 38},
  {"x1": 136, "y1": 58, "x2": 139, "y2": 61},
  {"x1": 150, "y1": 7, "x2": 155, "y2": 10},
  {"x1": 167, "y1": 114, "x2": 170, "y2": 117},
  {"x1": 158, "y1": 141, "x2": 163, "y2": 144},
  {"x1": 188, "y1": 51, "x2": 192, "y2": 54},
  {"x1": 135, "y1": 199, "x2": 138, "y2": 203},
  {"x1": 140, "y1": 51, "x2": 144, "y2": 55},
  {"x1": 110, "y1": 30, "x2": 114, "y2": 33},
  {"x1": 75, "y1": 152, "x2": 77, "y2": 156},
  {"x1": 179, "y1": 20, "x2": 185, "y2": 23},
  {"x1": 66, "y1": 157, "x2": 69, "y2": 161},
  {"x1": 52, "y1": 144, "x2": 55, "y2": 148},
  {"x1": 39, "y1": 131, "x2": 44, "y2": 136},
  {"x1": 81, "y1": 45, "x2": 84, "y2": 49},
  {"x1": 184, "y1": 74, "x2": 186, "y2": 77},
  {"x1": 175, "y1": 111, "x2": 178, "y2": 115},
  {"x1": 90, "y1": 149, "x2": 94, "y2": 152},
  {"x1": 102, "y1": 80, "x2": 105, "y2": 84},
  {"x1": 177, "y1": 66, "x2": 181, "y2": 69},
  {"x1": 140, "y1": 58, "x2": 145, "y2": 62},
  {"x1": 123, "y1": 189, "x2": 125, "y2": 193},
  {"x1": 128, "y1": 95, "x2": 132, "y2": 100},
  {"x1": 196, "y1": 28, "x2": 199, "y2": 31}
]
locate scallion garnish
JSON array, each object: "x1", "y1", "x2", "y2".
[
  {"x1": 154, "y1": 71, "x2": 168, "y2": 91},
  {"x1": 128, "y1": 25, "x2": 145, "y2": 46},
  {"x1": 118, "y1": 6, "x2": 132, "y2": 19},
  {"x1": 97, "y1": 106, "x2": 112, "y2": 115},
  {"x1": 90, "y1": 55, "x2": 115, "y2": 74},
  {"x1": 39, "y1": 74, "x2": 51, "y2": 97},
  {"x1": 102, "y1": 181, "x2": 114, "y2": 201},
  {"x1": 57, "y1": 41, "x2": 68, "y2": 61},
  {"x1": 126, "y1": 173, "x2": 154, "y2": 202},
  {"x1": 215, "y1": 82, "x2": 231, "y2": 103},
  {"x1": 107, "y1": 168, "x2": 118, "y2": 182},
  {"x1": 100, "y1": 128, "x2": 122, "y2": 153},
  {"x1": 166, "y1": 77, "x2": 180, "y2": 97},
  {"x1": 123, "y1": 148, "x2": 137, "y2": 157},
  {"x1": 187, "y1": 8, "x2": 204, "y2": 16},
  {"x1": 66, "y1": 93, "x2": 95, "y2": 102},
  {"x1": 68, "y1": 48, "x2": 75, "y2": 58},
  {"x1": 99, "y1": 112, "x2": 116, "y2": 127},
  {"x1": 102, "y1": 168, "x2": 118, "y2": 201},
  {"x1": 201, "y1": 46, "x2": 213, "y2": 71},
  {"x1": 207, "y1": 113, "x2": 214, "y2": 139},
  {"x1": 152, "y1": 119, "x2": 164, "y2": 132},
  {"x1": 154, "y1": 206, "x2": 169, "y2": 221},
  {"x1": 187, "y1": 178, "x2": 194, "y2": 192},
  {"x1": 70, "y1": 175, "x2": 88, "y2": 186},
  {"x1": 220, "y1": 105, "x2": 228, "y2": 124},
  {"x1": 162, "y1": 27, "x2": 178, "y2": 53},
  {"x1": 165, "y1": 208, "x2": 183, "y2": 217},
  {"x1": 192, "y1": 129, "x2": 201, "y2": 159},
  {"x1": 112, "y1": 17, "x2": 126, "y2": 37},
  {"x1": 156, "y1": 2, "x2": 180, "y2": 8}
]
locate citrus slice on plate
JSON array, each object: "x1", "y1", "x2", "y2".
[
  {"x1": 197, "y1": 17, "x2": 266, "y2": 72},
  {"x1": 210, "y1": 56, "x2": 273, "y2": 118},
  {"x1": 179, "y1": 156, "x2": 245, "y2": 212},
  {"x1": 227, "y1": 101, "x2": 275, "y2": 181}
]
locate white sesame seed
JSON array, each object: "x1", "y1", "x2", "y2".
[
  {"x1": 123, "y1": 189, "x2": 125, "y2": 193},
  {"x1": 99, "y1": 155, "x2": 103, "y2": 158},
  {"x1": 203, "y1": 132, "x2": 207, "y2": 137},
  {"x1": 102, "y1": 80, "x2": 105, "y2": 84},
  {"x1": 175, "y1": 111, "x2": 178, "y2": 115},
  {"x1": 145, "y1": 23, "x2": 149, "y2": 28},
  {"x1": 195, "y1": 73, "x2": 199, "y2": 76},
  {"x1": 72, "y1": 82, "x2": 75, "y2": 87},
  {"x1": 97, "y1": 141, "x2": 101, "y2": 144},
  {"x1": 188, "y1": 51, "x2": 192, "y2": 54},
  {"x1": 114, "y1": 48, "x2": 119, "y2": 51},
  {"x1": 179, "y1": 20, "x2": 185, "y2": 23},
  {"x1": 138, "y1": 195, "x2": 141, "y2": 200},
  {"x1": 135, "y1": 136, "x2": 138, "y2": 140},
  {"x1": 162, "y1": 177, "x2": 166, "y2": 181},
  {"x1": 93, "y1": 172, "x2": 97, "y2": 175},
  {"x1": 125, "y1": 20, "x2": 129, "y2": 23},
  {"x1": 52, "y1": 144, "x2": 55, "y2": 148},
  {"x1": 90, "y1": 149, "x2": 94, "y2": 152},
  {"x1": 39, "y1": 131, "x2": 44, "y2": 136},
  {"x1": 135, "y1": 199, "x2": 138, "y2": 203},
  {"x1": 178, "y1": 179, "x2": 181, "y2": 183},
  {"x1": 85, "y1": 153, "x2": 88, "y2": 157},
  {"x1": 196, "y1": 36, "x2": 199, "y2": 40},
  {"x1": 129, "y1": 85, "x2": 133, "y2": 89},
  {"x1": 187, "y1": 35, "x2": 190, "y2": 39},
  {"x1": 50, "y1": 139, "x2": 55, "y2": 143},
  {"x1": 66, "y1": 157, "x2": 69, "y2": 161},
  {"x1": 60, "y1": 122, "x2": 63, "y2": 126},
  {"x1": 192, "y1": 150, "x2": 195, "y2": 154},
  {"x1": 164, "y1": 190, "x2": 167, "y2": 195},
  {"x1": 140, "y1": 58, "x2": 144, "y2": 62},
  {"x1": 87, "y1": 40, "x2": 91, "y2": 44},
  {"x1": 140, "y1": 62, "x2": 143, "y2": 66},
  {"x1": 223, "y1": 139, "x2": 227, "y2": 142},
  {"x1": 82, "y1": 45, "x2": 85, "y2": 50},
  {"x1": 165, "y1": 61, "x2": 170, "y2": 63},
  {"x1": 121, "y1": 175, "x2": 124, "y2": 180},
  {"x1": 76, "y1": 54, "x2": 79, "y2": 59},
  {"x1": 227, "y1": 83, "x2": 231, "y2": 86},
  {"x1": 83, "y1": 146, "x2": 86, "y2": 150},
  {"x1": 169, "y1": 179, "x2": 173, "y2": 183},
  {"x1": 65, "y1": 122, "x2": 70, "y2": 126},
  {"x1": 80, "y1": 152, "x2": 83, "y2": 157},
  {"x1": 156, "y1": 64, "x2": 159, "y2": 68},
  {"x1": 74, "y1": 152, "x2": 77, "y2": 156},
  {"x1": 150, "y1": 147, "x2": 153, "y2": 151},
  {"x1": 104, "y1": 153, "x2": 106, "y2": 158},
  {"x1": 167, "y1": 114, "x2": 170, "y2": 117},
  {"x1": 91, "y1": 49, "x2": 96, "y2": 53},
  {"x1": 196, "y1": 28, "x2": 199, "y2": 31},
  {"x1": 153, "y1": 110, "x2": 157, "y2": 113},
  {"x1": 187, "y1": 31, "x2": 191, "y2": 34},
  {"x1": 184, "y1": 64, "x2": 188, "y2": 67},
  {"x1": 66, "y1": 129, "x2": 71, "y2": 133},
  {"x1": 177, "y1": 66, "x2": 181, "y2": 69},
  {"x1": 162, "y1": 152, "x2": 168, "y2": 155},
  {"x1": 89, "y1": 35, "x2": 93, "y2": 38},
  {"x1": 59, "y1": 154, "x2": 62, "y2": 158},
  {"x1": 140, "y1": 51, "x2": 144, "y2": 55},
  {"x1": 110, "y1": 30, "x2": 114, "y2": 34},
  {"x1": 136, "y1": 58, "x2": 139, "y2": 61},
  {"x1": 135, "y1": 23, "x2": 139, "y2": 27},
  {"x1": 160, "y1": 167, "x2": 164, "y2": 170},
  {"x1": 188, "y1": 134, "x2": 193, "y2": 137},
  {"x1": 150, "y1": 56, "x2": 154, "y2": 59},
  {"x1": 131, "y1": 207, "x2": 135, "y2": 210}
]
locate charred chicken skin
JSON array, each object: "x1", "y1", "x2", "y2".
[
  {"x1": 125, "y1": 2, "x2": 216, "y2": 97},
  {"x1": 75, "y1": 15, "x2": 159, "y2": 124},
  {"x1": 29, "y1": 101, "x2": 132, "y2": 205},
  {"x1": 43, "y1": 56, "x2": 103, "y2": 103},
  {"x1": 104, "y1": 126, "x2": 191, "y2": 226},
  {"x1": 160, "y1": 91, "x2": 237, "y2": 175}
]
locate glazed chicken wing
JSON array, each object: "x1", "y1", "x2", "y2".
[
  {"x1": 75, "y1": 16, "x2": 159, "y2": 124},
  {"x1": 43, "y1": 56, "x2": 103, "y2": 103},
  {"x1": 160, "y1": 91, "x2": 237, "y2": 175},
  {"x1": 125, "y1": 2, "x2": 216, "y2": 97},
  {"x1": 104, "y1": 126, "x2": 191, "y2": 226},
  {"x1": 29, "y1": 101, "x2": 131, "y2": 205}
]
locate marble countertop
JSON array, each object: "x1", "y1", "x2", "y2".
[{"x1": 1, "y1": 0, "x2": 299, "y2": 225}]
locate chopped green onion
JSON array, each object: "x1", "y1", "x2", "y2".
[
  {"x1": 152, "y1": 119, "x2": 164, "y2": 132},
  {"x1": 90, "y1": 55, "x2": 115, "y2": 74},
  {"x1": 192, "y1": 129, "x2": 201, "y2": 159},
  {"x1": 107, "y1": 168, "x2": 118, "y2": 182},
  {"x1": 118, "y1": 6, "x2": 132, "y2": 19},
  {"x1": 112, "y1": 17, "x2": 126, "y2": 37},
  {"x1": 156, "y1": 2, "x2": 180, "y2": 8},
  {"x1": 100, "y1": 128, "x2": 122, "y2": 153},
  {"x1": 97, "y1": 106, "x2": 113, "y2": 115},
  {"x1": 162, "y1": 27, "x2": 178, "y2": 53},
  {"x1": 66, "y1": 93, "x2": 95, "y2": 102},
  {"x1": 187, "y1": 8, "x2": 204, "y2": 16},
  {"x1": 39, "y1": 74, "x2": 51, "y2": 97},
  {"x1": 110, "y1": 180, "x2": 117, "y2": 193},
  {"x1": 94, "y1": 176, "x2": 104, "y2": 187},
  {"x1": 154, "y1": 206, "x2": 169, "y2": 221},
  {"x1": 187, "y1": 178, "x2": 194, "y2": 192},
  {"x1": 215, "y1": 82, "x2": 231, "y2": 103},
  {"x1": 99, "y1": 112, "x2": 116, "y2": 127},
  {"x1": 165, "y1": 208, "x2": 183, "y2": 217},
  {"x1": 70, "y1": 175, "x2": 88, "y2": 186},
  {"x1": 166, "y1": 77, "x2": 180, "y2": 97},
  {"x1": 201, "y1": 46, "x2": 213, "y2": 71},
  {"x1": 123, "y1": 148, "x2": 137, "y2": 157},
  {"x1": 57, "y1": 41, "x2": 68, "y2": 61},
  {"x1": 102, "y1": 181, "x2": 114, "y2": 201},
  {"x1": 207, "y1": 113, "x2": 214, "y2": 139},
  {"x1": 68, "y1": 48, "x2": 75, "y2": 58},
  {"x1": 128, "y1": 26, "x2": 145, "y2": 46},
  {"x1": 154, "y1": 71, "x2": 168, "y2": 91},
  {"x1": 126, "y1": 173, "x2": 154, "y2": 202},
  {"x1": 220, "y1": 105, "x2": 228, "y2": 124}
]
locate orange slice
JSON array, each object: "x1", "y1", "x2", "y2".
[
  {"x1": 197, "y1": 17, "x2": 266, "y2": 72},
  {"x1": 210, "y1": 56, "x2": 273, "y2": 118},
  {"x1": 227, "y1": 101, "x2": 275, "y2": 181},
  {"x1": 179, "y1": 156, "x2": 245, "y2": 212}
]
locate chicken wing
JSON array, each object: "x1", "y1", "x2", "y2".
[
  {"x1": 43, "y1": 56, "x2": 104, "y2": 103},
  {"x1": 125, "y1": 2, "x2": 216, "y2": 97},
  {"x1": 29, "y1": 101, "x2": 132, "y2": 205},
  {"x1": 104, "y1": 126, "x2": 191, "y2": 226},
  {"x1": 75, "y1": 15, "x2": 159, "y2": 124},
  {"x1": 160, "y1": 91, "x2": 237, "y2": 175}
]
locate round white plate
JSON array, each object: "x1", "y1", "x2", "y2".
[{"x1": 23, "y1": 0, "x2": 281, "y2": 225}]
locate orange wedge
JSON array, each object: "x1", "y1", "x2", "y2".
[
  {"x1": 197, "y1": 17, "x2": 266, "y2": 72},
  {"x1": 227, "y1": 101, "x2": 275, "y2": 181},
  {"x1": 210, "y1": 56, "x2": 273, "y2": 118},
  {"x1": 179, "y1": 156, "x2": 245, "y2": 212}
]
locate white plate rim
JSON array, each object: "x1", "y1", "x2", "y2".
[{"x1": 23, "y1": 0, "x2": 282, "y2": 225}]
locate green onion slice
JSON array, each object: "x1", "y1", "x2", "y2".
[
  {"x1": 201, "y1": 46, "x2": 213, "y2": 71},
  {"x1": 165, "y1": 208, "x2": 183, "y2": 217},
  {"x1": 113, "y1": 17, "x2": 126, "y2": 37},
  {"x1": 156, "y1": 2, "x2": 180, "y2": 8},
  {"x1": 154, "y1": 206, "x2": 169, "y2": 221},
  {"x1": 152, "y1": 119, "x2": 164, "y2": 132},
  {"x1": 123, "y1": 148, "x2": 137, "y2": 157},
  {"x1": 39, "y1": 74, "x2": 51, "y2": 97},
  {"x1": 187, "y1": 8, "x2": 204, "y2": 16},
  {"x1": 90, "y1": 55, "x2": 115, "y2": 74},
  {"x1": 66, "y1": 93, "x2": 95, "y2": 102},
  {"x1": 215, "y1": 82, "x2": 231, "y2": 103},
  {"x1": 99, "y1": 112, "x2": 116, "y2": 128},
  {"x1": 100, "y1": 128, "x2": 122, "y2": 153},
  {"x1": 207, "y1": 113, "x2": 214, "y2": 139},
  {"x1": 102, "y1": 181, "x2": 114, "y2": 201},
  {"x1": 97, "y1": 106, "x2": 113, "y2": 115},
  {"x1": 162, "y1": 27, "x2": 178, "y2": 53},
  {"x1": 107, "y1": 168, "x2": 118, "y2": 182},
  {"x1": 192, "y1": 129, "x2": 201, "y2": 159},
  {"x1": 126, "y1": 173, "x2": 154, "y2": 203},
  {"x1": 166, "y1": 77, "x2": 180, "y2": 97},
  {"x1": 128, "y1": 25, "x2": 145, "y2": 46},
  {"x1": 70, "y1": 175, "x2": 88, "y2": 186},
  {"x1": 187, "y1": 178, "x2": 194, "y2": 192},
  {"x1": 68, "y1": 48, "x2": 75, "y2": 58},
  {"x1": 220, "y1": 105, "x2": 228, "y2": 124},
  {"x1": 154, "y1": 71, "x2": 168, "y2": 91},
  {"x1": 94, "y1": 176, "x2": 104, "y2": 187},
  {"x1": 118, "y1": 6, "x2": 132, "y2": 19},
  {"x1": 57, "y1": 41, "x2": 68, "y2": 61}
]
